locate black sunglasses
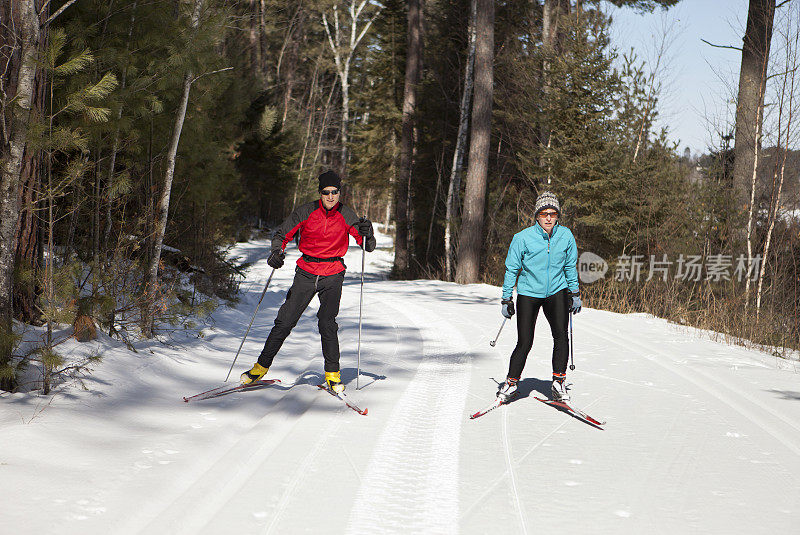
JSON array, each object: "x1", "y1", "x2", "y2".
[{"x1": 320, "y1": 188, "x2": 340, "y2": 196}]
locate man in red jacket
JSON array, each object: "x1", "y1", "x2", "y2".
[{"x1": 240, "y1": 171, "x2": 376, "y2": 392}]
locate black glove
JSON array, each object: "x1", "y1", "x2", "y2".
[
  {"x1": 267, "y1": 249, "x2": 285, "y2": 269},
  {"x1": 501, "y1": 298, "x2": 515, "y2": 318},
  {"x1": 364, "y1": 235, "x2": 377, "y2": 252},
  {"x1": 355, "y1": 217, "x2": 374, "y2": 238}
]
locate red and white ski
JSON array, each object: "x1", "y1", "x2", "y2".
[
  {"x1": 316, "y1": 384, "x2": 368, "y2": 415},
  {"x1": 534, "y1": 397, "x2": 605, "y2": 428},
  {"x1": 183, "y1": 379, "x2": 282, "y2": 402},
  {"x1": 469, "y1": 397, "x2": 507, "y2": 419}
]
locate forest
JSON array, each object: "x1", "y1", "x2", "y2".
[{"x1": 2, "y1": 0, "x2": 799, "y2": 392}]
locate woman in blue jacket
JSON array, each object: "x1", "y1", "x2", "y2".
[{"x1": 497, "y1": 191, "x2": 582, "y2": 402}]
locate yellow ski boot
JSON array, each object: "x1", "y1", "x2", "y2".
[
  {"x1": 240, "y1": 363, "x2": 269, "y2": 385},
  {"x1": 325, "y1": 371, "x2": 345, "y2": 394}
]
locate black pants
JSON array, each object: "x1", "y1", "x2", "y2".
[
  {"x1": 507, "y1": 288, "x2": 570, "y2": 380},
  {"x1": 258, "y1": 267, "x2": 345, "y2": 372}
]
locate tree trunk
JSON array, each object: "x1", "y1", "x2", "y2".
[
  {"x1": 455, "y1": 0, "x2": 493, "y2": 284},
  {"x1": 14, "y1": 67, "x2": 46, "y2": 325},
  {"x1": 143, "y1": 0, "x2": 203, "y2": 337},
  {"x1": 540, "y1": 0, "x2": 570, "y2": 179},
  {"x1": 340, "y1": 67, "x2": 350, "y2": 174},
  {"x1": 425, "y1": 154, "x2": 443, "y2": 263},
  {"x1": 0, "y1": 0, "x2": 41, "y2": 381},
  {"x1": 444, "y1": 0, "x2": 476, "y2": 281},
  {"x1": 393, "y1": 0, "x2": 423, "y2": 277},
  {"x1": 250, "y1": 0, "x2": 261, "y2": 78},
  {"x1": 733, "y1": 0, "x2": 775, "y2": 209}
]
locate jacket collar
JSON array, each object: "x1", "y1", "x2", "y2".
[
  {"x1": 318, "y1": 200, "x2": 341, "y2": 215},
  {"x1": 535, "y1": 221, "x2": 559, "y2": 238}
]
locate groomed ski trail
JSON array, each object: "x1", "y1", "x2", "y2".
[{"x1": 345, "y1": 297, "x2": 471, "y2": 534}]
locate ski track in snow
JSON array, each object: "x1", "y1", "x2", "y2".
[
  {"x1": 501, "y1": 401, "x2": 528, "y2": 535},
  {"x1": 345, "y1": 296, "x2": 470, "y2": 535},
  {"x1": 589, "y1": 324, "x2": 800, "y2": 457}
]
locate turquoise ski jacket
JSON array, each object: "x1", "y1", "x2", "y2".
[{"x1": 502, "y1": 222, "x2": 579, "y2": 300}]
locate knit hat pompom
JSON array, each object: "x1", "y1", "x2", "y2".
[
  {"x1": 534, "y1": 191, "x2": 561, "y2": 218},
  {"x1": 318, "y1": 170, "x2": 342, "y2": 191}
]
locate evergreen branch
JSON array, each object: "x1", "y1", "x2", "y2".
[
  {"x1": 109, "y1": 171, "x2": 132, "y2": 199},
  {"x1": 84, "y1": 106, "x2": 112, "y2": 122},
  {"x1": 45, "y1": 29, "x2": 68, "y2": 70},
  {"x1": 55, "y1": 48, "x2": 94, "y2": 76},
  {"x1": 82, "y1": 72, "x2": 119, "y2": 102}
]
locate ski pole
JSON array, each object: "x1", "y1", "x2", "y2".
[
  {"x1": 489, "y1": 317, "x2": 507, "y2": 347},
  {"x1": 224, "y1": 268, "x2": 276, "y2": 382},
  {"x1": 569, "y1": 312, "x2": 575, "y2": 371},
  {"x1": 356, "y1": 244, "x2": 365, "y2": 390}
]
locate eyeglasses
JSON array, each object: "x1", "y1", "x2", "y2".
[
  {"x1": 538, "y1": 211, "x2": 558, "y2": 219},
  {"x1": 320, "y1": 188, "x2": 340, "y2": 196}
]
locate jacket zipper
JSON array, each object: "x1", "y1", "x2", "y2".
[{"x1": 546, "y1": 232, "x2": 551, "y2": 297}]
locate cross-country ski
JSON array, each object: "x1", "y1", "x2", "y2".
[
  {"x1": 182, "y1": 379, "x2": 282, "y2": 403},
  {"x1": 534, "y1": 396, "x2": 606, "y2": 428},
  {"x1": 469, "y1": 397, "x2": 507, "y2": 419},
  {"x1": 316, "y1": 384, "x2": 368, "y2": 415}
]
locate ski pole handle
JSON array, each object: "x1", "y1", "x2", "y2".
[{"x1": 489, "y1": 317, "x2": 507, "y2": 347}]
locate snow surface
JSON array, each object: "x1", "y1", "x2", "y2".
[{"x1": 3, "y1": 230, "x2": 800, "y2": 534}]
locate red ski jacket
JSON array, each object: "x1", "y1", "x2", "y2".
[{"x1": 271, "y1": 200, "x2": 363, "y2": 276}]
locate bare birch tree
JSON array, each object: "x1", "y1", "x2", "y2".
[
  {"x1": 143, "y1": 0, "x2": 204, "y2": 337},
  {"x1": 0, "y1": 0, "x2": 41, "y2": 372},
  {"x1": 757, "y1": 5, "x2": 799, "y2": 317},
  {"x1": 734, "y1": 0, "x2": 776, "y2": 309},
  {"x1": 322, "y1": 0, "x2": 382, "y2": 176}
]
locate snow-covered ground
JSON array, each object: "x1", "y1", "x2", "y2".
[{"x1": 2, "y1": 230, "x2": 800, "y2": 534}]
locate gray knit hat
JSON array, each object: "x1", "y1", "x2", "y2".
[{"x1": 534, "y1": 191, "x2": 561, "y2": 217}]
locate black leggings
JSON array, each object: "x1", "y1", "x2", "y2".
[
  {"x1": 258, "y1": 267, "x2": 345, "y2": 372},
  {"x1": 507, "y1": 289, "x2": 570, "y2": 380}
]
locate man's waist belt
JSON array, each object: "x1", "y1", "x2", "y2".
[{"x1": 302, "y1": 254, "x2": 345, "y2": 263}]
